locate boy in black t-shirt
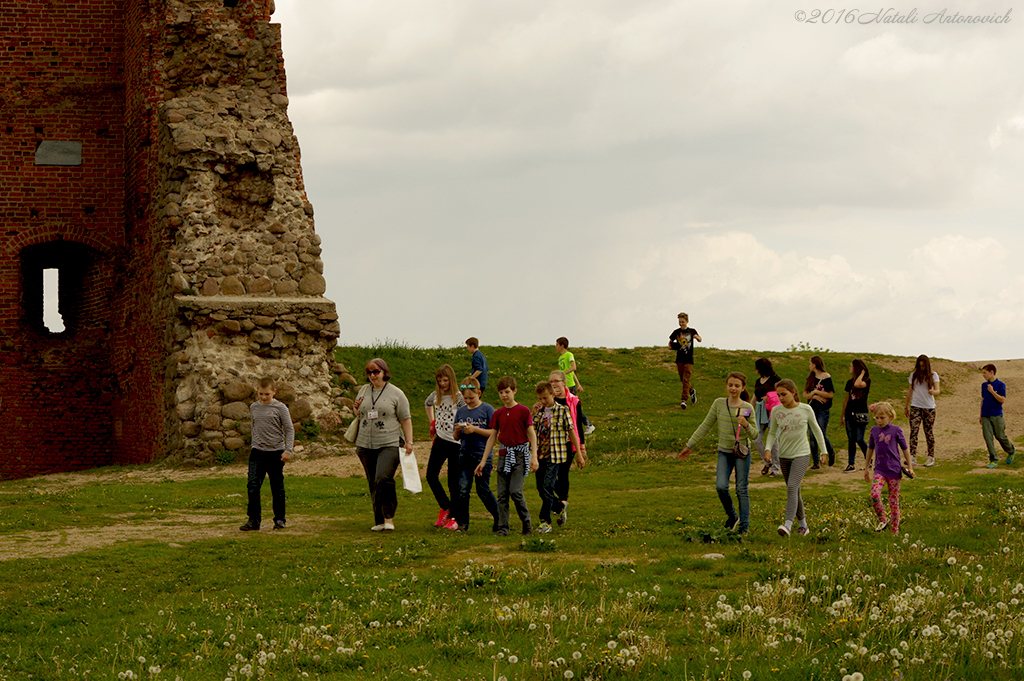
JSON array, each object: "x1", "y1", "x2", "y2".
[{"x1": 668, "y1": 312, "x2": 702, "y2": 409}]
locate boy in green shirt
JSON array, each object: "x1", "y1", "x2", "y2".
[{"x1": 555, "y1": 337, "x2": 595, "y2": 435}]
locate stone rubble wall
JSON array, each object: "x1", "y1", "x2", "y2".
[{"x1": 153, "y1": 1, "x2": 340, "y2": 465}]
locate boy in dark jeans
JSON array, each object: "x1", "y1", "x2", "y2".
[
  {"x1": 532, "y1": 381, "x2": 582, "y2": 533},
  {"x1": 477, "y1": 376, "x2": 537, "y2": 536},
  {"x1": 453, "y1": 377, "x2": 499, "y2": 531},
  {"x1": 240, "y1": 377, "x2": 294, "y2": 531}
]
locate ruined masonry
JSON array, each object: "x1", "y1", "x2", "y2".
[{"x1": 0, "y1": 0, "x2": 340, "y2": 478}]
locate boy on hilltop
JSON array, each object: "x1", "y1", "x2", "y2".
[
  {"x1": 668, "y1": 312, "x2": 702, "y2": 409},
  {"x1": 980, "y1": 364, "x2": 1016, "y2": 468},
  {"x1": 477, "y1": 376, "x2": 537, "y2": 536},
  {"x1": 240, "y1": 377, "x2": 294, "y2": 531},
  {"x1": 555, "y1": 337, "x2": 595, "y2": 435},
  {"x1": 466, "y1": 337, "x2": 489, "y2": 394},
  {"x1": 452, "y1": 377, "x2": 499, "y2": 532}
]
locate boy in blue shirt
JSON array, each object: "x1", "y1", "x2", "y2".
[
  {"x1": 980, "y1": 364, "x2": 1015, "y2": 468},
  {"x1": 466, "y1": 337, "x2": 488, "y2": 393},
  {"x1": 452, "y1": 377, "x2": 499, "y2": 531}
]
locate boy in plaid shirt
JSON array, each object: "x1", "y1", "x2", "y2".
[{"x1": 532, "y1": 381, "x2": 583, "y2": 533}]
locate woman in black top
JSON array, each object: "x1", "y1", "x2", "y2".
[
  {"x1": 803, "y1": 355, "x2": 836, "y2": 469},
  {"x1": 839, "y1": 359, "x2": 871, "y2": 472},
  {"x1": 753, "y1": 357, "x2": 781, "y2": 476}
]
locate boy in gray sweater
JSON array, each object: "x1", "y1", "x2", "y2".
[{"x1": 240, "y1": 377, "x2": 294, "y2": 531}]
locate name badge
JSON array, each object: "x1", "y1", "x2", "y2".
[{"x1": 368, "y1": 410, "x2": 379, "y2": 420}]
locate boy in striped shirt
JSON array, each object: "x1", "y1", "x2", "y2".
[{"x1": 240, "y1": 377, "x2": 294, "y2": 532}]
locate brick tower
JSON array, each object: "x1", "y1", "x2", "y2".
[{"x1": 0, "y1": 0, "x2": 339, "y2": 479}]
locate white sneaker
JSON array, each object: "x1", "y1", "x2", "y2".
[
  {"x1": 383, "y1": 520, "x2": 395, "y2": 531},
  {"x1": 777, "y1": 525, "x2": 790, "y2": 537},
  {"x1": 583, "y1": 424, "x2": 596, "y2": 435},
  {"x1": 925, "y1": 457, "x2": 935, "y2": 467},
  {"x1": 370, "y1": 524, "x2": 385, "y2": 532}
]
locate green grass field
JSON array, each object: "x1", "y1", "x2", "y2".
[{"x1": 0, "y1": 345, "x2": 1020, "y2": 681}]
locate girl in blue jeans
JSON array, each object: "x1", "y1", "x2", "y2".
[{"x1": 678, "y1": 373, "x2": 758, "y2": 533}]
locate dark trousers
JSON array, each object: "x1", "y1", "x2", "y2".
[
  {"x1": 555, "y1": 459, "x2": 573, "y2": 502},
  {"x1": 426, "y1": 438, "x2": 460, "y2": 510},
  {"x1": 845, "y1": 417, "x2": 868, "y2": 466},
  {"x1": 357, "y1": 446, "x2": 401, "y2": 525},
  {"x1": 535, "y1": 458, "x2": 564, "y2": 524},
  {"x1": 453, "y1": 452, "x2": 498, "y2": 529},
  {"x1": 808, "y1": 409, "x2": 835, "y2": 466},
  {"x1": 496, "y1": 454, "x2": 531, "y2": 532},
  {"x1": 247, "y1": 448, "x2": 286, "y2": 525}
]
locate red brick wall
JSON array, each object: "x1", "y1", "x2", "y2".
[{"x1": 0, "y1": 1, "x2": 136, "y2": 478}]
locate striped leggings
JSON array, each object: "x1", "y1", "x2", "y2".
[{"x1": 780, "y1": 456, "x2": 810, "y2": 524}]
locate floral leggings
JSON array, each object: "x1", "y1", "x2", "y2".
[
  {"x1": 870, "y1": 474, "x2": 901, "y2": 534},
  {"x1": 907, "y1": 406, "x2": 935, "y2": 458}
]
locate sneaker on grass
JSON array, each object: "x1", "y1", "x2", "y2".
[
  {"x1": 777, "y1": 525, "x2": 790, "y2": 537},
  {"x1": 537, "y1": 523, "x2": 553, "y2": 534},
  {"x1": 239, "y1": 519, "x2": 260, "y2": 532}
]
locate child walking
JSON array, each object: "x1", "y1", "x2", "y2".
[
  {"x1": 864, "y1": 402, "x2": 913, "y2": 534},
  {"x1": 424, "y1": 364, "x2": 465, "y2": 530},
  {"x1": 533, "y1": 380, "x2": 583, "y2": 533},
  {"x1": 668, "y1": 312, "x2": 702, "y2": 409},
  {"x1": 548, "y1": 370, "x2": 589, "y2": 526},
  {"x1": 240, "y1": 377, "x2": 294, "y2": 531},
  {"x1": 980, "y1": 363, "x2": 1016, "y2": 468},
  {"x1": 477, "y1": 376, "x2": 537, "y2": 536},
  {"x1": 452, "y1": 377, "x2": 499, "y2": 532},
  {"x1": 678, "y1": 372, "x2": 758, "y2": 534},
  {"x1": 764, "y1": 379, "x2": 826, "y2": 538}
]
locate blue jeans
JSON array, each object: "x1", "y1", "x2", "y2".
[
  {"x1": 716, "y1": 449, "x2": 750, "y2": 532},
  {"x1": 808, "y1": 409, "x2": 835, "y2": 466},
  {"x1": 845, "y1": 416, "x2": 868, "y2": 466},
  {"x1": 453, "y1": 452, "x2": 498, "y2": 530},
  {"x1": 535, "y1": 458, "x2": 564, "y2": 524}
]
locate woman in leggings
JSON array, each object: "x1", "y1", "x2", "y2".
[{"x1": 905, "y1": 354, "x2": 940, "y2": 467}]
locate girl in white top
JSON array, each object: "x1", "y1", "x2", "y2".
[
  {"x1": 764, "y1": 379, "x2": 826, "y2": 538},
  {"x1": 904, "y1": 354, "x2": 940, "y2": 467},
  {"x1": 424, "y1": 364, "x2": 466, "y2": 530}
]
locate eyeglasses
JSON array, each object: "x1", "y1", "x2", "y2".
[{"x1": 366, "y1": 369, "x2": 382, "y2": 376}]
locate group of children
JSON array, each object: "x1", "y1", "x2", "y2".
[
  {"x1": 238, "y1": 318, "x2": 1016, "y2": 542},
  {"x1": 423, "y1": 338, "x2": 591, "y2": 535},
  {"x1": 427, "y1": 371, "x2": 587, "y2": 536}
]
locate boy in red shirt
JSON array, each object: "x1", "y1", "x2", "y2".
[{"x1": 477, "y1": 376, "x2": 537, "y2": 536}]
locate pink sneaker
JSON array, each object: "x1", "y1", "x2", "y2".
[
  {"x1": 442, "y1": 518, "x2": 460, "y2": 531},
  {"x1": 435, "y1": 509, "x2": 450, "y2": 527}
]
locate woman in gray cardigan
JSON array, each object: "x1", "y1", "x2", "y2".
[{"x1": 354, "y1": 358, "x2": 414, "y2": 531}]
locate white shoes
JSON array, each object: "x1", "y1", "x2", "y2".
[
  {"x1": 583, "y1": 424, "x2": 596, "y2": 435},
  {"x1": 371, "y1": 520, "x2": 396, "y2": 531},
  {"x1": 925, "y1": 457, "x2": 935, "y2": 467}
]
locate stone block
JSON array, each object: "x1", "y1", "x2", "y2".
[
  {"x1": 222, "y1": 379, "x2": 253, "y2": 401},
  {"x1": 222, "y1": 401, "x2": 251, "y2": 421}
]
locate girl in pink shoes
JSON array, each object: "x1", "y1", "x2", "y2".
[
  {"x1": 424, "y1": 365, "x2": 465, "y2": 530},
  {"x1": 864, "y1": 402, "x2": 913, "y2": 535},
  {"x1": 764, "y1": 379, "x2": 826, "y2": 538}
]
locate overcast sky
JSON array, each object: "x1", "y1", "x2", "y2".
[{"x1": 267, "y1": 0, "x2": 1024, "y2": 361}]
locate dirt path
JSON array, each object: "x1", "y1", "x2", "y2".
[{"x1": 2, "y1": 359, "x2": 1021, "y2": 559}]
